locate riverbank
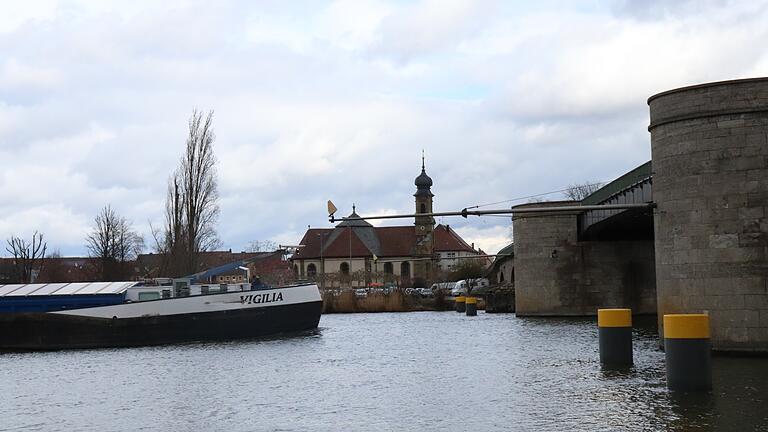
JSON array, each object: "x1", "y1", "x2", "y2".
[{"x1": 320, "y1": 289, "x2": 486, "y2": 313}]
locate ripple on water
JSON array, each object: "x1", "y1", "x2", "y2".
[{"x1": 2, "y1": 312, "x2": 768, "y2": 431}]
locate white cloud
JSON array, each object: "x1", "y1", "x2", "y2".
[
  {"x1": 0, "y1": 0, "x2": 58, "y2": 33},
  {"x1": 452, "y1": 223, "x2": 511, "y2": 255},
  {"x1": 0, "y1": 59, "x2": 61, "y2": 90},
  {"x1": 371, "y1": 0, "x2": 495, "y2": 61},
  {"x1": 460, "y1": 3, "x2": 768, "y2": 120},
  {"x1": 0, "y1": 204, "x2": 91, "y2": 248},
  {"x1": 318, "y1": 0, "x2": 393, "y2": 51},
  {"x1": 1, "y1": 0, "x2": 767, "y2": 257}
]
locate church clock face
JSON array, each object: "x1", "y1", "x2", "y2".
[{"x1": 419, "y1": 226, "x2": 425, "y2": 231}]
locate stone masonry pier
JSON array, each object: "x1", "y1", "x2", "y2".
[
  {"x1": 513, "y1": 201, "x2": 656, "y2": 316},
  {"x1": 649, "y1": 78, "x2": 768, "y2": 353}
]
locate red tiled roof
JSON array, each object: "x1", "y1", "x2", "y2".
[
  {"x1": 316, "y1": 227, "x2": 372, "y2": 258},
  {"x1": 135, "y1": 251, "x2": 270, "y2": 271},
  {"x1": 295, "y1": 228, "x2": 335, "y2": 259},
  {"x1": 197, "y1": 251, "x2": 271, "y2": 268},
  {"x1": 433, "y1": 225, "x2": 475, "y2": 252},
  {"x1": 293, "y1": 224, "x2": 476, "y2": 259},
  {"x1": 377, "y1": 226, "x2": 417, "y2": 256}
]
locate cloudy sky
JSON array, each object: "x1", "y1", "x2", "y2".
[{"x1": 1, "y1": 0, "x2": 767, "y2": 256}]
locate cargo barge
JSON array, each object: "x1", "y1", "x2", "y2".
[{"x1": 0, "y1": 280, "x2": 322, "y2": 350}]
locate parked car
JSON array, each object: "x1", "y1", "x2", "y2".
[
  {"x1": 451, "y1": 278, "x2": 490, "y2": 296},
  {"x1": 355, "y1": 288, "x2": 367, "y2": 298},
  {"x1": 384, "y1": 283, "x2": 397, "y2": 293},
  {"x1": 431, "y1": 282, "x2": 455, "y2": 295},
  {"x1": 473, "y1": 278, "x2": 490, "y2": 290},
  {"x1": 451, "y1": 280, "x2": 468, "y2": 296},
  {"x1": 416, "y1": 288, "x2": 433, "y2": 297}
]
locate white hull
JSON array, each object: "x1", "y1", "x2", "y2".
[{"x1": 53, "y1": 283, "x2": 322, "y2": 319}]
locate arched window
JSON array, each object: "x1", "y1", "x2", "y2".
[
  {"x1": 340, "y1": 262, "x2": 350, "y2": 275},
  {"x1": 383, "y1": 262, "x2": 393, "y2": 274},
  {"x1": 307, "y1": 264, "x2": 317, "y2": 278},
  {"x1": 420, "y1": 203, "x2": 426, "y2": 213},
  {"x1": 499, "y1": 271, "x2": 504, "y2": 283},
  {"x1": 400, "y1": 261, "x2": 410, "y2": 279}
]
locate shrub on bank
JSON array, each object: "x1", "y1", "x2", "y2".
[{"x1": 320, "y1": 288, "x2": 454, "y2": 314}]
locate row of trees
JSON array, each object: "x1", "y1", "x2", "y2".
[{"x1": 3, "y1": 207, "x2": 145, "y2": 283}]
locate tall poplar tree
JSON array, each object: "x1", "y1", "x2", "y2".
[{"x1": 159, "y1": 109, "x2": 220, "y2": 276}]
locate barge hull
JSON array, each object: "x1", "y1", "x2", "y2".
[{"x1": 0, "y1": 300, "x2": 322, "y2": 350}]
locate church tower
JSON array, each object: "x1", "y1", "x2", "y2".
[{"x1": 413, "y1": 153, "x2": 435, "y2": 284}]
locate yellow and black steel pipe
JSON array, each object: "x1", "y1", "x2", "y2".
[
  {"x1": 664, "y1": 314, "x2": 711, "y2": 391},
  {"x1": 465, "y1": 296, "x2": 477, "y2": 316},
  {"x1": 597, "y1": 308, "x2": 633, "y2": 366},
  {"x1": 455, "y1": 296, "x2": 466, "y2": 313}
]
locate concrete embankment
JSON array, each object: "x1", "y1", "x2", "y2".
[{"x1": 485, "y1": 288, "x2": 515, "y2": 313}]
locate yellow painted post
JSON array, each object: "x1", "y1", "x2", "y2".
[
  {"x1": 465, "y1": 296, "x2": 477, "y2": 316},
  {"x1": 664, "y1": 314, "x2": 711, "y2": 391},
  {"x1": 455, "y1": 296, "x2": 466, "y2": 313},
  {"x1": 597, "y1": 309, "x2": 633, "y2": 366}
]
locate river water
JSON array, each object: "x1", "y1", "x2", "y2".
[{"x1": 2, "y1": 312, "x2": 767, "y2": 431}]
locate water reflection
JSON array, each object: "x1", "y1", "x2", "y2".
[{"x1": 666, "y1": 392, "x2": 717, "y2": 431}]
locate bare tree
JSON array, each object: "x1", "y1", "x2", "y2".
[
  {"x1": 153, "y1": 176, "x2": 185, "y2": 275},
  {"x1": 448, "y1": 260, "x2": 485, "y2": 282},
  {"x1": 563, "y1": 181, "x2": 603, "y2": 201},
  {"x1": 5, "y1": 231, "x2": 47, "y2": 283},
  {"x1": 86, "y1": 205, "x2": 144, "y2": 281},
  {"x1": 158, "y1": 109, "x2": 220, "y2": 276},
  {"x1": 247, "y1": 240, "x2": 278, "y2": 252}
]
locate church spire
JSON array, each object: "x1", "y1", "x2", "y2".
[
  {"x1": 413, "y1": 152, "x2": 435, "y2": 284},
  {"x1": 414, "y1": 153, "x2": 433, "y2": 195}
]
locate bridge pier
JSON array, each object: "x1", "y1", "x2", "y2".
[
  {"x1": 649, "y1": 78, "x2": 768, "y2": 353},
  {"x1": 509, "y1": 77, "x2": 768, "y2": 353},
  {"x1": 513, "y1": 201, "x2": 656, "y2": 316}
]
